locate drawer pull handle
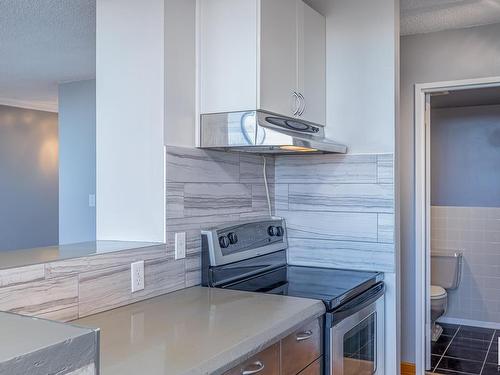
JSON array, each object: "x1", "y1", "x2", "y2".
[
  {"x1": 296, "y1": 330, "x2": 313, "y2": 341},
  {"x1": 241, "y1": 361, "x2": 265, "y2": 375}
]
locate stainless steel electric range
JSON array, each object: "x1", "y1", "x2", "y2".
[{"x1": 201, "y1": 217, "x2": 385, "y2": 375}]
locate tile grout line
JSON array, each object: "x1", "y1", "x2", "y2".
[
  {"x1": 479, "y1": 329, "x2": 496, "y2": 375},
  {"x1": 434, "y1": 325, "x2": 461, "y2": 373}
]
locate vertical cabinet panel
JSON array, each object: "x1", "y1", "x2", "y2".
[
  {"x1": 198, "y1": 0, "x2": 258, "y2": 113},
  {"x1": 297, "y1": 2, "x2": 326, "y2": 125},
  {"x1": 259, "y1": 0, "x2": 298, "y2": 117}
]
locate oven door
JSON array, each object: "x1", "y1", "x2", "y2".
[{"x1": 329, "y1": 283, "x2": 385, "y2": 375}]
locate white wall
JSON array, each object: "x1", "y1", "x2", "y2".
[
  {"x1": 400, "y1": 22, "x2": 500, "y2": 363},
  {"x1": 59, "y1": 80, "x2": 96, "y2": 244},
  {"x1": 307, "y1": 0, "x2": 398, "y2": 154},
  {"x1": 96, "y1": 0, "x2": 165, "y2": 242}
]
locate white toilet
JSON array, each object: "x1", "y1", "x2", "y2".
[{"x1": 430, "y1": 251, "x2": 463, "y2": 341}]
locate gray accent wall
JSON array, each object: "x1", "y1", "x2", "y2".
[
  {"x1": 0, "y1": 105, "x2": 58, "y2": 251},
  {"x1": 400, "y1": 22, "x2": 500, "y2": 362},
  {"x1": 59, "y1": 80, "x2": 96, "y2": 244},
  {"x1": 431, "y1": 105, "x2": 500, "y2": 207}
]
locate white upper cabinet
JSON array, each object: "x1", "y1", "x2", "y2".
[{"x1": 197, "y1": 0, "x2": 326, "y2": 125}]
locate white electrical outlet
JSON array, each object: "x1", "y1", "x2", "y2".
[
  {"x1": 131, "y1": 261, "x2": 145, "y2": 293},
  {"x1": 175, "y1": 232, "x2": 186, "y2": 260}
]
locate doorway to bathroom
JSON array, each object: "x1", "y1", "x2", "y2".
[{"x1": 415, "y1": 77, "x2": 500, "y2": 375}]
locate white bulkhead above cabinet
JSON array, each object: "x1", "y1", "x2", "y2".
[{"x1": 197, "y1": 0, "x2": 326, "y2": 126}]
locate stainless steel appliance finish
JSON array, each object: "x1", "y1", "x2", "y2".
[
  {"x1": 199, "y1": 110, "x2": 347, "y2": 154},
  {"x1": 201, "y1": 218, "x2": 385, "y2": 375}
]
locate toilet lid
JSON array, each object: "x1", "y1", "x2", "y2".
[{"x1": 431, "y1": 285, "x2": 447, "y2": 299}]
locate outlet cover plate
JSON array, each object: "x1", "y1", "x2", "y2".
[
  {"x1": 175, "y1": 232, "x2": 186, "y2": 260},
  {"x1": 131, "y1": 261, "x2": 145, "y2": 293}
]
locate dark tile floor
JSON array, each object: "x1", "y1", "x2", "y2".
[{"x1": 431, "y1": 323, "x2": 500, "y2": 374}]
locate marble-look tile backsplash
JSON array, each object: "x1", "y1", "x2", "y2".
[
  {"x1": 275, "y1": 154, "x2": 395, "y2": 272},
  {"x1": 165, "y1": 146, "x2": 275, "y2": 287}
]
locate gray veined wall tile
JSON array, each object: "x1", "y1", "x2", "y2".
[
  {"x1": 0, "y1": 276, "x2": 78, "y2": 317},
  {"x1": 285, "y1": 211, "x2": 378, "y2": 242},
  {"x1": 184, "y1": 183, "x2": 252, "y2": 216},
  {"x1": 239, "y1": 154, "x2": 275, "y2": 183},
  {"x1": 78, "y1": 258, "x2": 185, "y2": 317},
  {"x1": 275, "y1": 154, "x2": 377, "y2": 184},
  {"x1": 275, "y1": 184, "x2": 289, "y2": 212},
  {"x1": 287, "y1": 238, "x2": 395, "y2": 272},
  {"x1": 166, "y1": 146, "x2": 240, "y2": 183},
  {"x1": 288, "y1": 184, "x2": 394, "y2": 213},
  {"x1": 251, "y1": 184, "x2": 275, "y2": 214},
  {"x1": 185, "y1": 255, "x2": 201, "y2": 288},
  {"x1": 166, "y1": 183, "x2": 184, "y2": 219},
  {"x1": 377, "y1": 154, "x2": 394, "y2": 184},
  {"x1": 378, "y1": 214, "x2": 395, "y2": 243},
  {"x1": 0, "y1": 264, "x2": 45, "y2": 287}
]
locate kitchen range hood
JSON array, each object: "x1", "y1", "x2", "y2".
[{"x1": 199, "y1": 110, "x2": 347, "y2": 154}]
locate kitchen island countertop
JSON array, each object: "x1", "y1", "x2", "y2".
[{"x1": 75, "y1": 286, "x2": 325, "y2": 375}]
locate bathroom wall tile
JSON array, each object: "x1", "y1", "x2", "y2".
[
  {"x1": 166, "y1": 146, "x2": 239, "y2": 183},
  {"x1": 275, "y1": 154, "x2": 377, "y2": 184},
  {"x1": 0, "y1": 276, "x2": 78, "y2": 317},
  {"x1": 288, "y1": 183, "x2": 394, "y2": 213},
  {"x1": 0, "y1": 264, "x2": 45, "y2": 287},
  {"x1": 377, "y1": 154, "x2": 394, "y2": 184},
  {"x1": 78, "y1": 258, "x2": 185, "y2": 317}
]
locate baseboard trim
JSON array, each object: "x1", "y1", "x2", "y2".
[
  {"x1": 401, "y1": 362, "x2": 416, "y2": 375},
  {"x1": 438, "y1": 316, "x2": 500, "y2": 330}
]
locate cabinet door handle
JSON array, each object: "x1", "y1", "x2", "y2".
[
  {"x1": 292, "y1": 91, "x2": 300, "y2": 116},
  {"x1": 241, "y1": 361, "x2": 265, "y2": 375},
  {"x1": 296, "y1": 330, "x2": 313, "y2": 341},
  {"x1": 298, "y1": 93, "x2": 306, "y2": 116}
]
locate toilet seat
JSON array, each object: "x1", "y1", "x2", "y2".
[{"x1": 431, "y1": 285, "x2": 447, "y2": 299}]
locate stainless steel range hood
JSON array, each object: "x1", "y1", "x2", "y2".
[{"x1": 199, "y1": 110, "x2": 347, "y2": 154}]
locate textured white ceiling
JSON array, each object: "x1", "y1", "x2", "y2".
[
  {"x1": 401, "y1": 0, "x2": 500, "y2": 35},
  {"x1": 0, "y1": 0, "x2": 95, "y2": 112}
]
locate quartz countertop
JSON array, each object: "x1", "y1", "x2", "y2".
[
  {"x1": 75, "y1": 286, "x2": 325, "y2": 375},
  {"x1": 0, "y1": 240, "x2": 163, "y2": 270},
  {"x1": 0, "y1": 311, "x2": 98, "y2": 374}
]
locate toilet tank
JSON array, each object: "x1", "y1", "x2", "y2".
[{"x1": 431, "y1": 251, "x2": 463, "y2": 290}]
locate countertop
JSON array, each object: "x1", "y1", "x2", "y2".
[
  {"x1": 0, "y1": 311, "x2": 98, "y2": 374},
  {"x1": 0, "y1": 240, "x2": 162, "y2": 270},
  {"x1": 75, "y1": 286, "x2": 325, "y2": 375}
]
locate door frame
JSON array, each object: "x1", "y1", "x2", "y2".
[{"x1": 414, "y1": 76, "x2": 500, "y2": 374}]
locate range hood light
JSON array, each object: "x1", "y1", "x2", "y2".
[{"x1": 279, "y1": 145, "x2": 317, "y2": 152}]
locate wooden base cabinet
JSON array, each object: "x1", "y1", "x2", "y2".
[{"x1": 224, "y1": 317, "x2": 322, "y2": 375}]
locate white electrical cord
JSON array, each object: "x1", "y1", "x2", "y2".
[{"x1": 262, "y1": 156, "x2": 273, "y2": 217}]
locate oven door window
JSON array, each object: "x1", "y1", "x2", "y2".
[{"x1": 342, "y1": 312, "x2": 376, "y2": 375}]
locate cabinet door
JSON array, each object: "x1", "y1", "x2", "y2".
[
  {"x1": 297, "y1": 1, "x2": 326, "y2": 125},
  {"x1": 259, "y1": 0, "x2": 298, "y2": 117},
  {"x1": 224, "y1": 343, "x2": 280, "y2": 375}
]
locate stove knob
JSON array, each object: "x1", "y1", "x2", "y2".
[
  {"x1": 268, "y1": 226, "x2": 278, "y2": 236},
  {"x1": 276, "y1": 226, "x2": 284, "y2": 237},
  {"x1": 227, "y1": 232, "x2": 238, "y2": 244},
  {"x1": 218, "y1": 235, "x2": 230, "y2": 249}
]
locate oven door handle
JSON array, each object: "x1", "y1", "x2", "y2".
[{"x1": 331, "y1": 282, "x2": 385, "y2": 324}]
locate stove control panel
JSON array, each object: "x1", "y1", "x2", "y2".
[{"x1": 202, "y1": 218, "x2": 288, "y2": 267}]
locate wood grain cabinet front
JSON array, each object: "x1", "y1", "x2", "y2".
[
  {"x1": 298, "y1": 358, "x2": 322, "y2": 375},
  {"x1": 224, "y1": 343, "x2": 280, "y2": 375},
  {"x1": 281, "y1": 318, "x2": 322, "y2": 375}
]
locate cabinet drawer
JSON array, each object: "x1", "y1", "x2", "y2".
[
  {"x1": 298, "y1": 357, "x2": 322, "y2": 375},
  {"x1": 281, "y1": 318, "x2": 321, "y2": 375},
  {"x1": 225, "y1": 343, "x2": 280, "y2": 375}
]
